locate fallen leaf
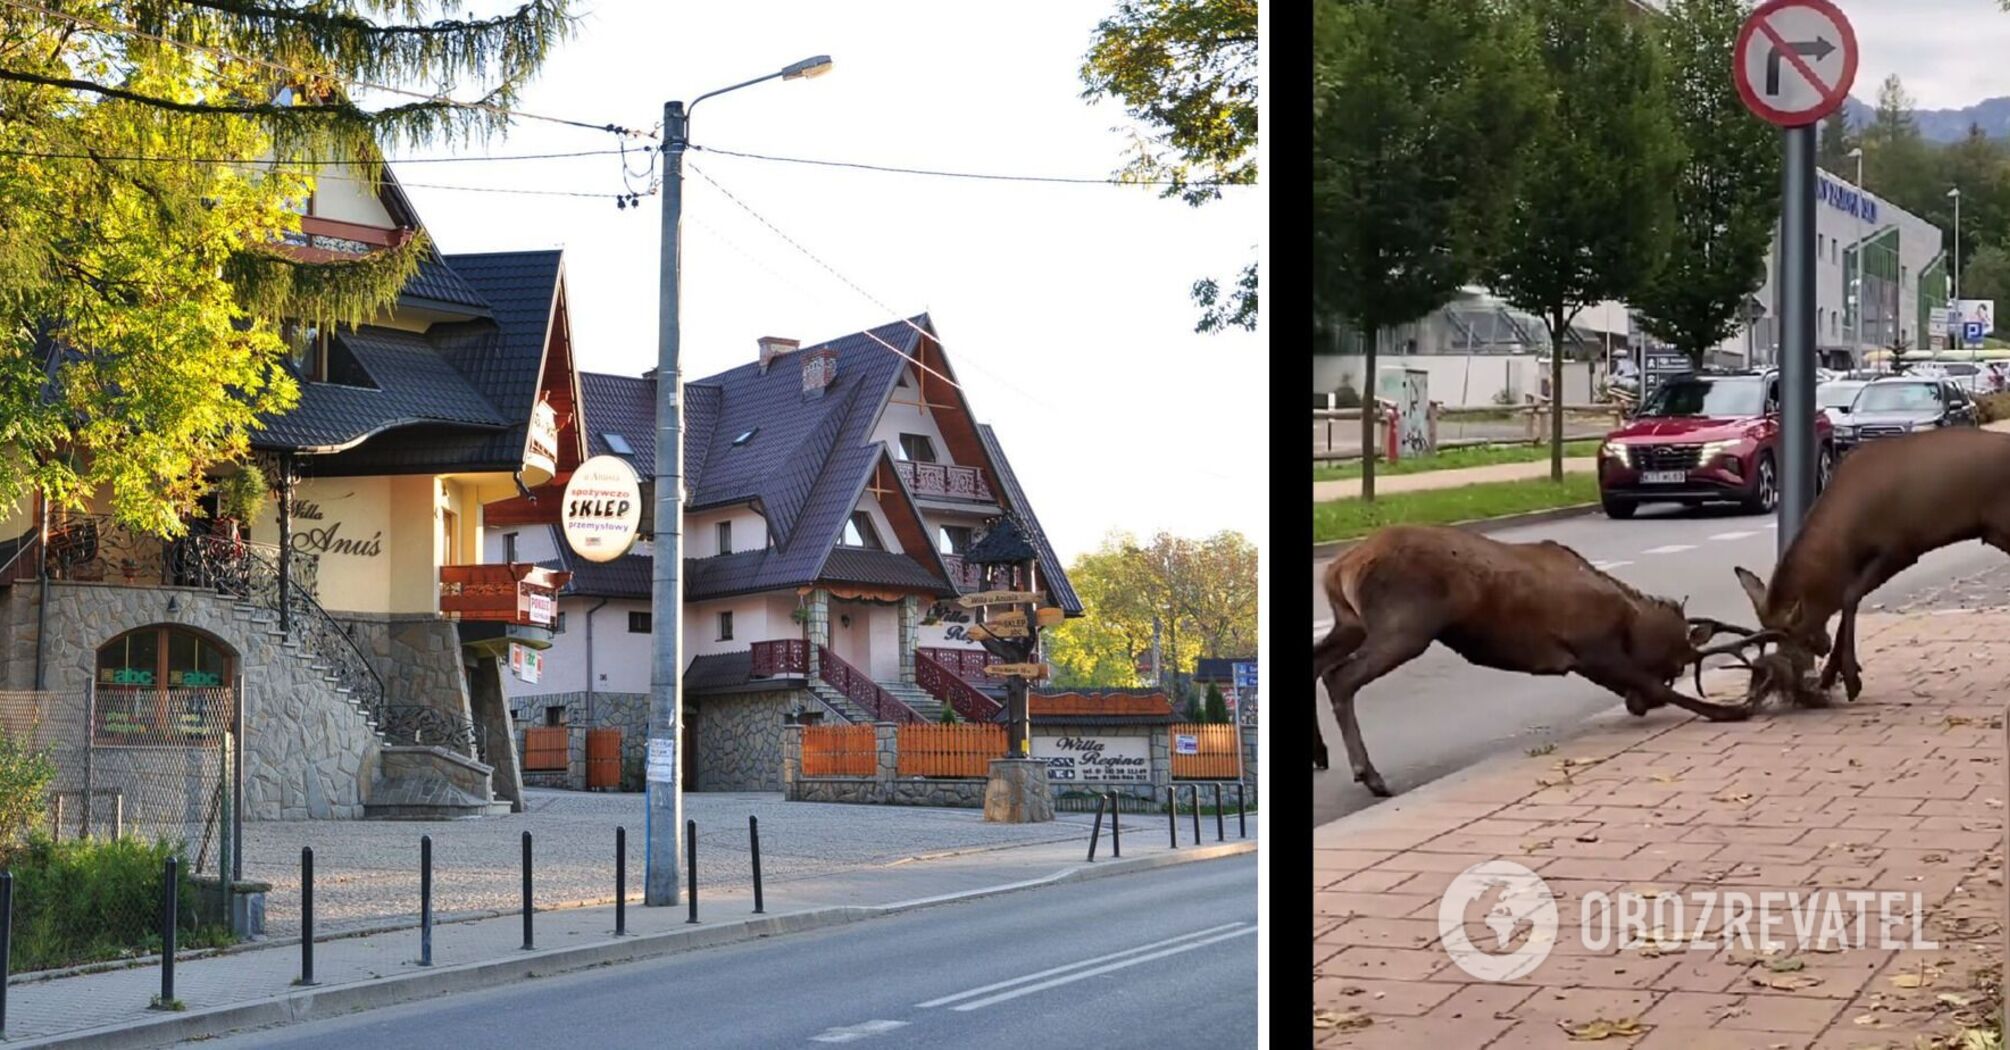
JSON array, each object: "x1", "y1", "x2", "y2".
[
  {"x1": 1713, "y1": 792, "x2": 1755, "y2": 803},
  {"x1": 1337, "y1": 985, "x2": 1365, "y2": 997},
  {"x1": 1559, "y1": 1017, "x2": 1647, "y2": 1041},
  {"x1": 1892, "y1": 973, "x2": 1928, "y2": 989},
  {"x1": 1651, "y1": 774, "x2": 1679, "y2": 784},
  {"x1": 1575, "y1": 832, "x2": 1600, "y2": 843},
  {"x1": 1314, "y1": 1009, "x2": 1372, "y2": 1031},
  {"x1": 1766, "y1": 956, "x2": 1806, "y2": 972},
  {"x1": 1750, "y1": 972, "x2": 1823, "y2": 991},
  {"x1": 1854, "y1": 1014, "x2": 1879, "y2": 1026},
  {"x1": 1523, "y1": 839, "x2": 1554, "y2": 854},
  {"x1": 1939, "y1": 993, "x2": 1973, "y2": 1007}
]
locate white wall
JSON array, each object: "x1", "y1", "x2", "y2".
[
  {"x1": 686, "y1": 505, "x2": 768, "y2": 558},
  {"x1": 870, "y1": 367, "x2": 960, "y2": 465},
  {"x1": 849, "y1": 493, "x2": 903, "y2": 555},
  {"x1": 1310, "y1": 356, "x2": 1595, "y2": 409},
  {"x1": 311, "y1": 164, "x2": 397, "y2": 227}
]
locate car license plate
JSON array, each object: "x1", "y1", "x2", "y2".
[{"x1": 1641, "y1": 470, "x2": 1686, "y2": 484}]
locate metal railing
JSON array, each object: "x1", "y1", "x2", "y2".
[
  {"x1": 814, "y1": 646, "x2": 923, "y2": 724},
  {"x1": 915, "y1": 650, "x2": 1002, "y2": 722},
  {"x1": 917, "y1": 647, "x2": 999, "y2": 680}
]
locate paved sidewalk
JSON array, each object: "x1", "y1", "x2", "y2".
[
  {"x1": 1315, "y1": 609, "x2": 2007, "y2": 1049},
  {"x1": 1313, "y1": 458, "x2": 1598, "y2": 503},
  {"x1": 17, "y1": 811, "x2": 1259, "y2": 1048}
]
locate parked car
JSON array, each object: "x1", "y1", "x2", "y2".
[
  {"x1": 1818, "y1": 379, "x2": 1867, "y2": 428},
  {"x1": 1597, "y1": 369, "x2": 1833, "y2": 519},
  {"x1": 1911, "y1": 360, "x2": 1987, "y2": 394},
  {"x1": 1831, "y1": 375, "x2": 1979, "y2": 452}
]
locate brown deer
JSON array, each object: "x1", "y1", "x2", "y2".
[
  {"x1": 1732, "y1": 426, "x2": 2010, "y2": 705},
  {"x1": 1316, "y1": 524, "x2": 1764, "y2": 796}
]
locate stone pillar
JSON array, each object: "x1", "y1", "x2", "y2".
[
  {"x1": 465, "y1": 654, "x2": 525, "y2": 813},
  {"x1": 1149, "y1": 725, "x2": 1172, "y2": 790},
  {"x1": 1240, "y1": 723, "x2": 1258, "y2": 808},
  {"x1": 983, "y1": 758, "x2": 1054, "y2": 823},
  {"x1": 874, "y1": 721, "x2": 897, "y2": 803},
  {"x1": 781, "y1": 722, "x2": 804, "y2": 800},
  {"x1": 898, "y1": 595, "x2": 919, "y2": 685},
  {"x1": 806, "y1": 588, "x2": 830, "y2": 678}
]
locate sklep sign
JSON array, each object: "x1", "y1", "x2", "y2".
[{"x1": 562, "y1": 455, "x2": 642, "y2": 563}]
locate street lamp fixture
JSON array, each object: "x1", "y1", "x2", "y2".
[{"x1": 648, "y1": 57, "x2": 833, "y2": 908}]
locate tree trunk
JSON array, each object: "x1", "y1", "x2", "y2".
[
  {"x1": 1550, "y1": 311, "x2": 1566, "y2": 483},
  {"x1": 1360, "y1": 325, "x2": 1378, "y2": 501}
]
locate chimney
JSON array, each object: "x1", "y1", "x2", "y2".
[
  {"x1": 757, "y1": 336, "x2": 800, "y2": 375},
  {"x1": 802, "y1": 347, "x2": 838, "y2": 398}
]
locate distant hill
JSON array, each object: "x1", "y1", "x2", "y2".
[{"x1": 1830, "y1": 94, "x2": 2010, "y2": 142}]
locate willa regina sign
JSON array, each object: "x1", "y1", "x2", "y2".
[{"x1": 562, "y1": 455, "x2": 642, "y2": 563}]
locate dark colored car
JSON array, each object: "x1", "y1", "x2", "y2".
[
  {"x1": 1831, "y1": 375, "x2": 1979, "y2": 453},
  {"x1": 1597, "y1": 370, "x2": 1833, "y2": 519}
]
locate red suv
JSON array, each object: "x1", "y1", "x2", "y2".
[{"x1": 1597, "y1": 370, "x2": 1833, "y2": 519}]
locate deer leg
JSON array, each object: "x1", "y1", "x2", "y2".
[
  {"x1": 1325, "y1": 629, "x2": 1432, "y2": 797},
  {"x1": 1312, "y1": 620, "x2": 1366, "y2": 772},
  {"x1": 1821, "y1": 555, "x2": 1908, "y2": 702}
]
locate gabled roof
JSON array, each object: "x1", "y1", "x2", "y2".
[
  {"x1": 253, "y1": 326, "x2": 508, "y2": 453},
  {"x1": 437, "y1": 249, "x2": 565, "y2": 466},
  {"x1": 402, "y1": 252, "x2": 493, "y2": 315},
  {"x1": 580, "y1": 372, "x2": 656, "y2": 475}
]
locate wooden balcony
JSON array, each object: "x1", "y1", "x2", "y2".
[
  {"x1": 750, "y1": 639, "x2": 809, "y2": 677},
  {"x1": 938, "y1": 553, "x2": 984, "y2": 593},
  {"x1": 919, "y1": 646, "x2": 1000, "y2": 680},
  {"x1": 439, "y1": 564, "x2": 571, "y2": 628},
  {"x1": 893, "y1": 461, "x2": 994, "y2": 502}
]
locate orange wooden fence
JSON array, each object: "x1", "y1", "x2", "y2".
[
  {"x1": 802, "y1": 724, "x2": 877, "y2": 777},
  {"x1": 522, "y1": 726, "x2": 569, "y2": 772},
  {"x1": 1169, "y1": 723, "x2": 1241, "y2": 779},
  {"x1": 897, "y1": 723, "x2": 1005, "y2": 778}
]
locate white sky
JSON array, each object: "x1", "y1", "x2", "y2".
[
  {"x1": 375, "y1": 1, "x2": 1265, "y2": 565},
  {"x1": 1838, "y1": 0, "x2": 2010, "y2": 111}
]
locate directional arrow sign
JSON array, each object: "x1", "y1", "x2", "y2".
[
  {"x1": 957, "y1": 590, "x2": 1045, "y2": 609},
  {"x1": 1034, "y1": 607, "x2": 1065, "y2": 629},
  {"x1": 1734, "y1": 0, "x2": 1857, "y2": 128},
  {"x1": 983, "y1": 662, "x2": 1050, "y2": 680}
]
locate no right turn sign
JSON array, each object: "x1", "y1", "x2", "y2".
[{"x1": 1733, "y1": 0, "x2": 1858, "y2": 127}]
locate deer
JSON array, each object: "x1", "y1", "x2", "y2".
[
  {"x1": 1731, "y1": 426, "x2": 2010, "y2": 706},
  {"x1": 1316, "y1": 524, "x2": 1766, "y2": 797}
]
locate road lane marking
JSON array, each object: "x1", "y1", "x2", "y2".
[
  {"x1": 944, "y1": 927, "x2": 1259, "y2": 1011},
  {"x1": 810, "y1": 1020, "x2": 909, "y2": 1042},
  {"x1": 1765, "y1": 522, "x2": 1778, "y2": 529},
  {"x1": 1590, "y1": 560, "x2": 1632, "y2": 571},
  {"x1": 1641, "y1": 545, "x2": 1696, "y2": 555},
  {"x1": 914, "y1": 923, "x2": 1247, "y2": 1009},
  {"x1": 1709, "y1": 531, "x2": 1758, "y2": 541}
]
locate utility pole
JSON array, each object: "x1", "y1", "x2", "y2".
[{"x1": 647, "y1": 56, "x2": 832, "y2": 908}]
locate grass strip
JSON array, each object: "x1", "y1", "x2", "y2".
[
  {"x1": 1313, "y1": 473, "x2": 1601, "y2": 543},
  {"x1": 1312, "y1": 440, "x2": 1602, "y2": 482}
]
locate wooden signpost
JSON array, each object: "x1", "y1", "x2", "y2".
[
  {"x1": 958, "y1": 590, "x2": 1045, "y2": 609},
  {"x1": 1034, "y1": 607, "x2": 1064, "y2": 629},
  {"x1": 983, "y1": 662, "x2": 1051, "y2": 680},
  {"x1": 985, "y1": 610, "x2": 1030, "y2": 637}
]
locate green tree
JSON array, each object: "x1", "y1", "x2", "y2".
[
  {"x1": 1818, "y1": 108, "x2": 1859, "y2": 175},
  {"x1": 1202, "y1": 682, "x2": 1228, "y2": 724},
  {"x1": 1314, "y1": 0, "x2": 1545, "y2": 499},
  {"x1": 1043, "y1": 529, "x2": 1255, "y2": 691},
  {"x1": 0, "y1": 1, "x2": 572, "y2": 534},
  {"x1": 1487, "y1": 0, "x2": 1679, "y2": 481},
  {"x1": 1632, "y1": 0, "x2": 1780, "y2": 366},
  {"x1": 1958, "y1": 242, "x2": 2010, "y2": 317},
  {"x1": 1082, "y1": 0, "x2": 1258, "y2": 332}
]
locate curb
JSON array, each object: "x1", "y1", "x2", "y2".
[
  {"x1": 1312, "y1": 502, "x2": 1602, "y2": 561},
  {"x1": 17, "y1": 840, "x2": 1258, "y2": 1049}
]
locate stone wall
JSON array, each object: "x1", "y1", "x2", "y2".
[
  {"x1": 335, "y1": 614, "x2": 475, "y2": 730},
  {"x1": 20, "y1": 581, "x2": 382, "y2": 820},
  {"x1": 694, "y1": 690, "x2": 803, "y2": 792}
]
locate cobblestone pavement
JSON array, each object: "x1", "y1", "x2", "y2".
[
  {"x1": 1316, "y1": 610, "x2": 2009, "y2": 1049},
  {"x1": 1884, "y1": 557, "x2": 2010, "y2": 615},
  {"x1": 244, "y1": 790, "x2": 1095, "y2": 936}
]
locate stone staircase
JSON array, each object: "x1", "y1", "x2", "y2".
[
  {"x1": 880, "y1": 682, "x2": 944, "y2": 722},
  {"x1": 804, "y1": 677, "x2": 940, "y2": 723}
]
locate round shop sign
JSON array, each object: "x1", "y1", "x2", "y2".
[{"x1": 561, "y1": 454, "x2": 642, "y2": 563}]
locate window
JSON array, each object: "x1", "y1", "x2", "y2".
[
  {"x1": 718, "y1": 520, "x2": 733, "y2": 555},
  {"x1": 281, "y1": 322, "x2": 330, "y2": 382},
  {"x1": 544, "y1": 706, "x2": 565, "y2": 727},
  {"x1": 939, "y1": 525, "x2": 973, "y2": 555},
  {"x1": 555, "y1": 612, "x2": 566, "y2": 635},
  {"x1": 897, "y1": 434, "x2": 938, "y2": 463},
  {"x1": 504, "y1": 532, "x2": 518, "y2": 564},
  {"x1": 719, "y1": 611, "x2": 734, "y2": 641},
  {"x1": 843, "y1": 511, "x2": 884, "y2": 550},
  {"x1": 1817, "y1": 234, "x2": 1825, "y2": 257},
  {"x1": 604, "y1": 433, "x2": 634, "y2": 455},
  {"x1": 94, "y1": 626, "x2": 233, "y2": 744},
  {"x1": 629, "y1": 611, "x2": 652, "y2": 633}
]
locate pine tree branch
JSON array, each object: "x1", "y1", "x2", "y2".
[{"x1": 168, "y1": 0, "x2": 559, "y2": 39}]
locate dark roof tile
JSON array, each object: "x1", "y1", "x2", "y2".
[{"x1": 253, "y1": 326, "x2": 507, "y2": 452}]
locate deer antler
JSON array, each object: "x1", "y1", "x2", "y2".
[
  {"x1": 1693, "y1": 629, "x2": 1784, "y2": 660},
  {"x1": 1687, "y1": 616, "x2": 1760, "y2": 638}
]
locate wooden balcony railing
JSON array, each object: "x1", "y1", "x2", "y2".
[
  {"x1": 937, "y1": 553, "x2": 984, "y2": 593},
  {"x1": 750, "y1": 639, "x2": 809, "y2": 677},
  {"x1": 816, "y1": 645, "x2": 923, "y2": 723},
  {"x1": 918, "y1": 647, "x2": 1000, "y2": 681},
  {"x1": 892, "y1": 460, "x2": 994, "y2": 502},
  {"x1": 439, "y1": 563, "x2": 571, "y2": 628}
]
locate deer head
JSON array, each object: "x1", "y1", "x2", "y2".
[{"x1": 1733, "y1": 566, "x2": 1832, "y2": 657}]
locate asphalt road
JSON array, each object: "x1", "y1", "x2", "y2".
[
  {"x1": 1311, "y1": 503, "x2": 2010, "y2": 827},
  {"x1": 185, "y1": 854, "x2": 1259, "y2": 1050}
]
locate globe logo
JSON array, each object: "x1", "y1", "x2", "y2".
[{"x1": 1437, "y1": 860, "x2": 1559, "y2": 982}]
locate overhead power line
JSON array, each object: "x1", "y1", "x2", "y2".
[{"x1": 694, "y1": 144, "x2": 1256, "y2": 189}]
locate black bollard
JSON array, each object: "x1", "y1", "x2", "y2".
[
  {"x1": 1213, "y1": 783, "x2": 1225, "y2": 842},
  {"x1": 685, "y1": 820, "x2": 698, "y2": 924},
  {"x1": 1109, "y1": 791, "x2": 1121, "y2": 858},
  {"x1": 1237, "y1": 783, "x2": 1246, "y2": 838},
  {"x1": 1087, "y1": 794, "x2": 1107, "y2": 862},
  {"x1": 1167, "y1": 786, "x2": 1177, "y2": 848},
  {"x1": 615, "y1": 826, "x2": 627, "y2": 936},
  {"x1": 419, "y1": 835, "x2": 433, "y2": 967},
  {"x1": 749, "y1": 816, "x2": 764, "y2": 915},
  {"x1": 159, "y1": 855, "x2": 178, "y2": 1006},
  {"x1": 299, "y1": 847, "x2": 316, "y2": 985},
  {"x1": 521, "y1": 831, "x2": 534, "y2": 950},
  {"x1": 1189, "y1": 784, "x2": 1201, "y2": 844}
]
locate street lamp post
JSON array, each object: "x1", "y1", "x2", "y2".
[
  {"x1": 648, "y1": 54, "x2": 833, "y2": 907},
  {"x1": 1949, "y1": 186, "x2": 1963, "y2": 360},
  {"x1": 1848, "y1": 147, "x2": 1863, "y2": 369}
]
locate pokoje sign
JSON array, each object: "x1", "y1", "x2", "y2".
[
  {"x1": 562, "y1": 455, "x2": 642, "y2": 564},
  {"x1": 521, "y1": 397, "x2": 560, "y2": 488},
  {"x1": 1033, "y1": 733, "x2": 1150, "y2": 783}
]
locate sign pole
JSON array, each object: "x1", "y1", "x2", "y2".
[
  {"x1": 646, "y1": 98, "x2": 688, "y2": 907},
  {"x1": 1779, "y1": 123, "x2": 1819, "y2": 553}
]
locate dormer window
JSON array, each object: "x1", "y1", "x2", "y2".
[
  {"x1": 604, "y1": 433, "x2": 634, "y2": 456},
  {"x1": 281, "y1": 322, "x2": 330, "y2": 382},
  {"x1": 897, "y1": 434, "x2": 937, "y2": 463},
  {"x1": 733, "y1": 428, "x2": 759, "y2": 447},
  {"x1": 843, "y1": 512, "x2": 883, "y2": 550}
]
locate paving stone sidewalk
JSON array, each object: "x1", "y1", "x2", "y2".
[
  {"x1": 1315, "y1": 609, "x2": 2010, "y2": 1049},
  {"x1": 16, "y1": 813, "x2": 1259, "y2": 1047},
  {"x1": 1312, "y1": 458, "x2": 1599, "y2": 504}
]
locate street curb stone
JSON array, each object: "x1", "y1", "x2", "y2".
[
  {"x1": 16, "y1": 841, "x2": 1257, "y2": 1049},
  {"x1": 1311, "y1": 502, "x2": 1601, "y2": 561}
]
